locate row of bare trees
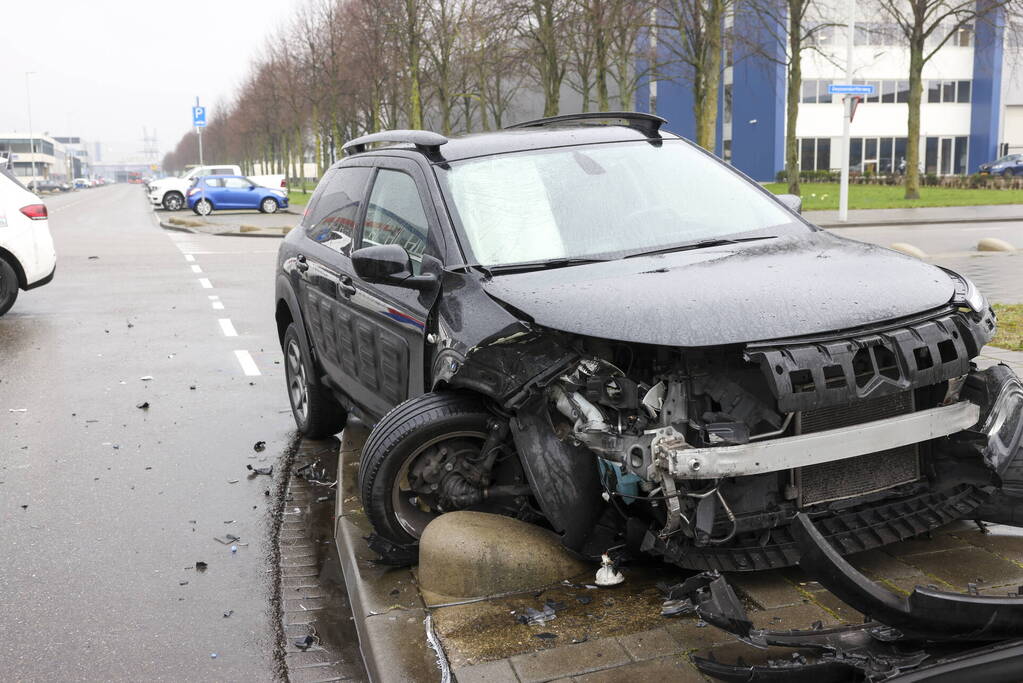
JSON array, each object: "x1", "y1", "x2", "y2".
[{"x1": 164, "y1": 0, "x2": 1020, "y2": 201}]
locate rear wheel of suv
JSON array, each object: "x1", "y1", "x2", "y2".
[
  {"x1": 0, "y1": 259, "x2": 19, "y2": 316},
  {"x1": 194, "y1": 199, "x2": 213, "y2": 216},
  {"x1": 260, "y1": 197, "x2": 279, "y2": 214},
  {"x1": 283, "y1": 323, "x2": 347, "y2": 438},
  {"x1": 162, "y1": 192, "x2": 184, "y2": 211}
]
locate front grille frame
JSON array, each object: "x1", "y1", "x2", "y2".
[{"x1": 794, "y1": 391, "x2": 921, "y2": 507}]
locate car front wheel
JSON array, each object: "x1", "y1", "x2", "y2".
[
  {"x1": 0, "y1": 258, "x2": 19, "y2": 316},
  {"x1": 1003, "y1": 168, "x2": 1016, "y2": 178},
  {"x1": 194, "y1": 199, "x2": 213, "y2": 216},
  {"x1": 260, "y1": 197, "x2": 279, "y2": 214},
  {"x1": 283, "y1": 323, "x2": 347, "y2": 438},
  {"x1": 163, "y1": 192, "x2": 184, "y2": 211}
]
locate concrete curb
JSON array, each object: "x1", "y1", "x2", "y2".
[
  {"x1": 811, "y1": 214, "x2": 1023, "y2": 229},
  {"x1": 333, "y1": 435, "x2": 440, "y2": 683},
  {"x1": 158, "y1": 218, "x2": 286, "y2": 239}
]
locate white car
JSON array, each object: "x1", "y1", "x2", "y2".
[
  {"x1": 0, "y1": 167, "x2": 56, "y2": 315},
  {"x1": 148, "y1": 164, "x2": 286, "y2": 211}
]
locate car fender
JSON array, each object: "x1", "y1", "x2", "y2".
[{"x1": 275, "y1": 272, "x2": 314, "y2": 364}]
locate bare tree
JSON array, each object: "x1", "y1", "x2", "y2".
[
  {"x1": 658, "y1": 0, "x2": 733, "y2": 151},
  {"x1": 875, "y1": 0, "x2": 1017, "y2": 198},
  {"x1": 512, "y1": 0, "x2": 572, "y2": 116}
]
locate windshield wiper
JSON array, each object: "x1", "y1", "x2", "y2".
[
  {"x1": 484, "y1": 256, "x2": 609, "y2": 275},
  {"x1": 624, "y1": 235, "x2": 776, "y2": 259}
]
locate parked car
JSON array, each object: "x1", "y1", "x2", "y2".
[
  {"x1": 0, "y1": 167, "x2": 56, "y2": 315},
  {"x1": 274, "y1": 113, "x2": 1022, "y2": 572},
  {"x1": 187, "y1": 175, "x2": 289, "y2": 215},
  {"x1": 149, "y1": 164, "x2": 286, "y2": 211},
  {"x1": 978, "y1": 153, "x2": 1023, "y2": 176}
]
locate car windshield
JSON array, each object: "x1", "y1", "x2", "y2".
[{"x1": 437, "y1": 139, "x2": 803, "y2": 267}]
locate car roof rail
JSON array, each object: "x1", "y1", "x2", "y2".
[
  {"x1": 505, "y1": 111, "x2": 667, "y2": 137},
  {"x1": 342, "y1": 130, "x2": 449, "y2": 156}
]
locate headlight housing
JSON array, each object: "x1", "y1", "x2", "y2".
[{"x1": 941, "y1": 267, "x2": 987, "y2": 314}]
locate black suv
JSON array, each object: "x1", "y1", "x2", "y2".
[{"x1": 275, "y1": 113, "x2": 1023, "y2": 571}]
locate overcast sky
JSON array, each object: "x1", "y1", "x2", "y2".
[{"x1": 1, "y1": 0, "x2": 295, "y2": 164}]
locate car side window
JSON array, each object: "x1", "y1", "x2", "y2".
[
  {"x1": 211, "y1": 167, "x2": 234, "y2": 176},
  {"x1": 306, "y1": 166, "x2": 372, "y2": 255},
  {"x1": 224, "y1": 177, "x2": 249, "y2": 189},
  {"x1": 362, "y1": 170, "x2": 430, "y2": 274},
  {"x1": 204, "y1": 177, "x2": 224, "y2": 188}
]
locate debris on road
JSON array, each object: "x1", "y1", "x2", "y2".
[
  {"x1": 516, "y1": 604, "x2": 557, "y2": 626},
  {"x1": 139, "y1": 376, "x2": 152, "y2": 381},
  {"x1": 8, "y1": 408, "x2": 27, "y2": 413},
  {"x1": 294, "y1": 635, "x2": 315, "y2": 650},
  {"x1": 136, "y1": 402, "x2": 149, "y2": 410},
  {"x1": 253, "y1": 440, "x2": 266, "y2": 452},
  {"x1": 247, "y1": 464, "x2": 272, "y2": 476},
  {"x1": 195, "y1": 561, "x2": 208, "y2": 572},
  {"x1": 534, "y1": 632, "x2": 557, "y2": 640},
  {"x1": 223, "y1": 609, "x2": 234, "y2": 618},
  {"x1": 595, "y1": 553, "x2": 624, "y2": 587},
  {"x1": 214, "y1": 534, "x2": 241, "y2": 545}
]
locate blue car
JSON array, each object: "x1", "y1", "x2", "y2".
[
  {"x1": 187, "y1": 175, "x2": 289, "y2": 215},
  {"x1": 978, "y1": 153, "x2": 1023, "y2": 176}
]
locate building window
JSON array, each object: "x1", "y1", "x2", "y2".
[
  {"x1": 854, "y1": 22, "x2": 899, "y2": 46},
  {"x1": 797, "y1": 138, "x2": 832, "y2": 171},
  {"x1": 897, "y1": 81, "x2": 910, "y2": 103},
  {"x1": 924, "y1": 136, "x2": 968, "y2": 175},
  {"x1": 723, "y1": 84, "x2": 733, "y2": 125},
  {"x1": 802, "y1": 80, "x2": 819, "y2": 104},
  {"x1": 952, "y1": 23, "x2": 973, "y2": 47},
  {"x1": 926, "y1": 80, "x2": 971, "y2": 103}
]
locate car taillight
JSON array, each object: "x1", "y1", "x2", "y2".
[
  {"x1": 281, "y1": 179, "x2": 287, "y2": 187},
  {"x1": 188, "y1": 188, "x2": 200, "y2": 196},
  {"x1": 20, "y1": 204, "x2": 47, "y2": 220}
]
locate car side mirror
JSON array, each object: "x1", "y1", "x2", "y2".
[
  {"x1": 352, "y1": 244, "x2": 436, "y2": 290},
  {"x1": 249, "y1": 184, "x2": 256, "y2": 190},
  {"x1": 777, "y1": 194, "x2": 802, "y2": 214}
]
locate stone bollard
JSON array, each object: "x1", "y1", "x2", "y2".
[
  {"x1": 890, "y1": 242, "x2": 927, "y2": 259},
  {"x1": 977, "y1": 238, "x2": 1016, "y2": 252}
]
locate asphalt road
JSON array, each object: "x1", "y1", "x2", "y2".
[{"x1": 0, "y1": 184, "x2": 295, "y2": 681}]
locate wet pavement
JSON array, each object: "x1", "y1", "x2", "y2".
[
  {"x1": 828, "y1": 221, "x2": 1023, "y2": 303},
  {"x1": 0, "y1": 185, "x2": 296, "y2": 680}
]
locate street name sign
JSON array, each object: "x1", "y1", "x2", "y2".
[{"x1": 828, "y1": 84, "x2": 876, "y2": 96}]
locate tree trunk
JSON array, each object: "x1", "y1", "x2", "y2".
[
  {"x1": 693, "y1": 3, "x2": 723, "y2": 152},
  {"x1": 595, "y1": 27, "x2": 609, "y2": 111},
  {"x1": 538, "y1": 0, "x2": 561, "y2": 116},
  {"x1": 905, "y1": 33, "x2": 924, "y2": 199},
  {"x1": 407, "y1": 0, "x2": 424, "y2": 129},
  {"x1": 785, "y1": 0, "x2": 801, "y2": 195}
]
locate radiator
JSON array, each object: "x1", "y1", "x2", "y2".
[{"x1": 796, "y1": 391, "x2": 920, "y2": 507}]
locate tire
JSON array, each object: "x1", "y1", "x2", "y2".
[
  {"x1": 194, "y1": 199, "x2": 213, "y2": 216},
  {"x1": 260, "y1": 197, "x2": 279, "y2": 214},
  {"x1": 162, "y1": 192, "x2": 184, "y2": 211},
  {"x1": 358, "y1": 392, "x2": 493, "y2": 545},
  {"x1": 1003, "y1": 168, "x2": 1016, "y2": 178},
  {"x1": 0, "y1": 258, "x2": 18, "y2": 316},
  {"x1": 283, "y1": 323, "x2": 347, "y2": 438}
]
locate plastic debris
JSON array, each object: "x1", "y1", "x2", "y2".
[
  {"x1": 136, "y1": 402, "x2": 149, "y2": 410},
  {"x1": 516, "y1": 605, "x2": 557, "y2": 625},
  {"x1": 230, "y1": 545, "x2": 238, "y2": 553},
  {"x1": 247, "y1": 464, "x2": 272, "y2": 476},
  {"x1": 227, "y1": 479, "x2": 238, "y2": 484},
  {"x1": 595, "y1": 553, "x2": 624, "y2": 587},
  {"x1": 223, "y1": 609, "x2": 234, "y2": 618},
  {"x1": 195, "y1": 561, "x2": 208, "y2": 572},
  {"x1": 139, "y1": 376, "x2": 152, "y2": 381},
  {"x1": 179, "y1": 581, "x2": 189, "y2": 586},
  {"x1": 571, "y1": 635, "x2": 589, "y2": 644},
  {"x1": 534, "y1": 632, "x2": 558, "y2": 640},
  {"x1": 253, "y1": 441, "x2": 266, "y2": 452},
  {"x1": 214, "y1": 534, "x2": 241, "y2": 545},
  {"x1": 577, "y1": 595, "x2": 593, "y2": 605},
  {"x1": 9, "y1": 408, "x2": 27, "y2": 413},
  {"x1": 210, "y1": 653, "x2": 217, "y2": 659},
  {"x1": 294, "y1": 635, "x2": 315, "y2": 650}
]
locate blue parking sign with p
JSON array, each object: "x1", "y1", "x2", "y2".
[{"x1": 192, "y1": 106, "x2": 207, "y2": 128}]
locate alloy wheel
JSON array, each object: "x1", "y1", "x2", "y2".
[{"x1": 286, "y1": 339, "x2": 309, "y2": 422}]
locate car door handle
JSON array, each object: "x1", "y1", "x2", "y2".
[
  {"x1": 295, "y1": 254, "x2": 309, "y2": 273},
  {"x1": 337, "y1": 275, "x2": 357, "y2": 297}
]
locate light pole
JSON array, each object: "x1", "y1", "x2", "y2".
[{"x1": 25, "y1": 72, "x2": 36, "y2": 188}]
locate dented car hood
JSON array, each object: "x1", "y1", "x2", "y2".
[{"x1": 481, "y1": 233, "x2": 956, "y2": 347}]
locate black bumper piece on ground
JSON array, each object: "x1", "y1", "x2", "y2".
[
  {"x1": 644, "y1": 484, "x2": 986, "y2": 571},
  {"x1": 671, "y1": 513, "x2": 1023, "y2": 681}
]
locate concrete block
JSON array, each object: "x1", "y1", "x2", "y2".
[
  {"x1": 570, "y1": 655, "x2": 704, "y2": 682},
  {"x1": 419, "y1": 511, "x2": 590, "y2": 604},
  {"x1": 617, "y1": 628, "x2": 681, "y2": 661},
  {"x1": 978, "y1": 237, "x2": 1016, "y2": 252},
  {"x1": 453, "y1": 659, "x2": 521, "y2": 683},
  {"x1": 509, "y1": 637, "x2": 630, "y2": 682},
  {"x1": 902, "y1": 547, "x2": 1023, "y2": 590}
]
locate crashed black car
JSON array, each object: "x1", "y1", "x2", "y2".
[{"x1": 274, "y1": 112, "x2": 1023, "y2": 571}]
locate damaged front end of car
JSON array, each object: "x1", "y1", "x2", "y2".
[
  {"x1": 434, "y1": 265, "x2": 1023, "y2": 572},
  {"x1": 669, "y1": 513, "x2": 1023, "y2": 681}
]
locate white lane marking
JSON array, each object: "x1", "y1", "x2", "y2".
[
  {"x1": 219, "y1": 319, "x2": 238, "y2": 337},
  {"x1": 234, "y1": 350, "x2": 261, "y2": 376},
  {"x1": 191, "y1": 264, "x2": 203, "y2": 273},
  {"x1": 184, "y1": 254, "x2": 195, "y2": 262},
  {"x1": 198, "y1": 278, "x2": 213, "y2": 289},
  {"x1": 212, "y1": 301, "x2": 225, "y2": 310}
]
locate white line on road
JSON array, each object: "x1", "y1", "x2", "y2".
[
  {"x1": 234, "y1": 350, "x2": 261, "y2": 376},
  {"x1": 208, "y1": 295, "x2": 225, "y2": 310},
  {"x1": 219, "y1": 319, "x2": 238, "y2": 337},
  {"x1": 184, "y1": 254, "x2": 195, "y2": 262},
  {"x1": 198, "y1": 278, "x2": 213, "y2": 289},
  {"x1": 191, "y1": 264, "x2": 203, "y2": 273}
]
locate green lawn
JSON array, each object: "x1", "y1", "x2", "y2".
[
  {"x1": 992, "y1": 304, "x2": 1023, "y2": 352},
  {"x1": 765, "y1": 182, "x2": 1023, "y2": 211},
  {"x1": 288, "y1": 189, "x2": 313, "y2": 207}
]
